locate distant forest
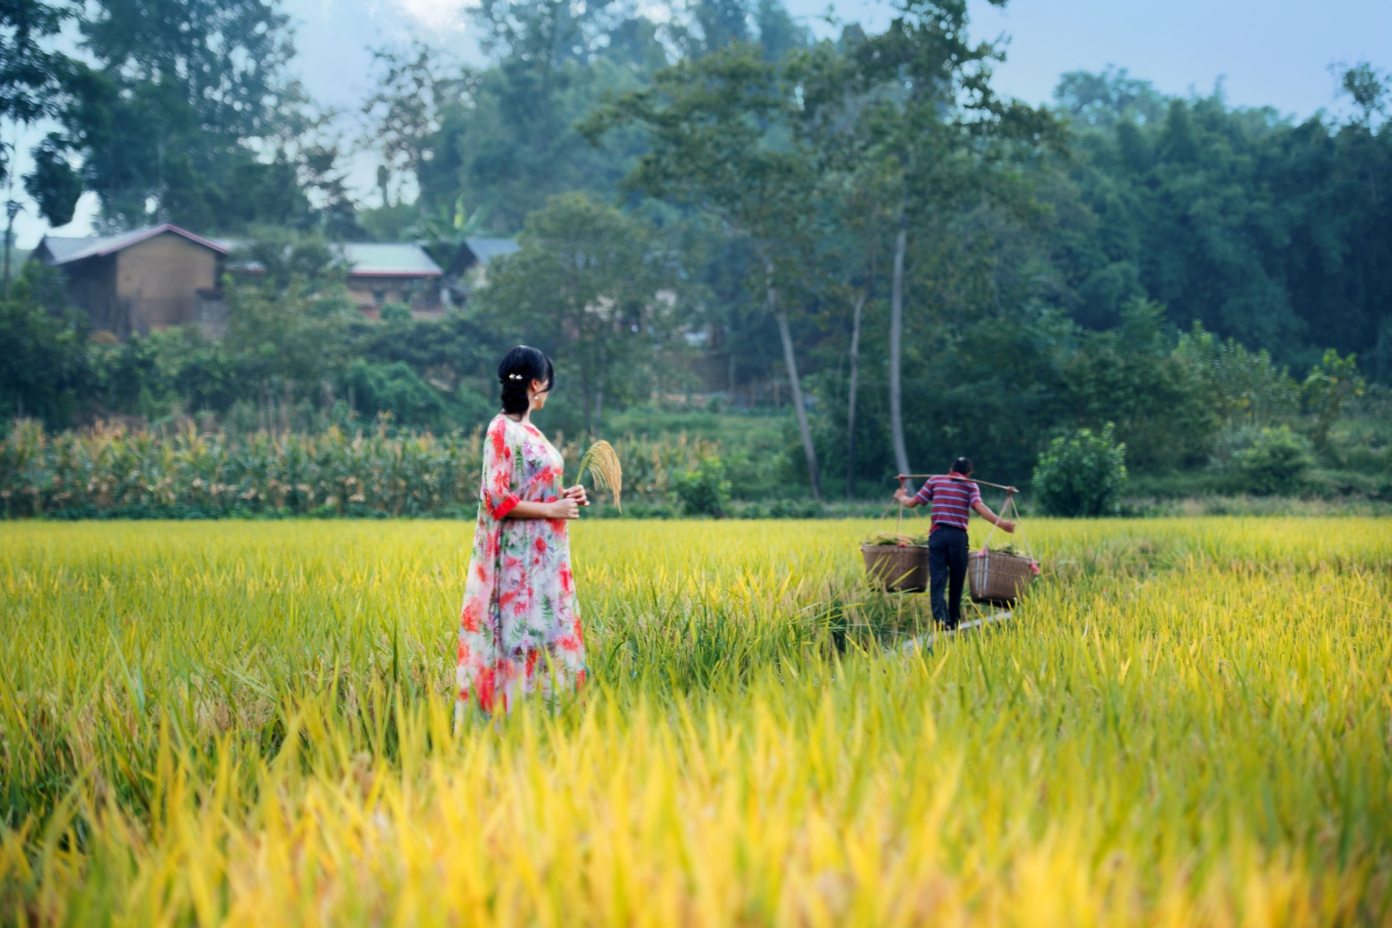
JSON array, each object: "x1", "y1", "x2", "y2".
[{"x1": 1, "y1": 0, "x2": 1389, "y2": 495}]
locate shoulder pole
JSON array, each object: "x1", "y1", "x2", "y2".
[{"x1": 897, "y1": 474, "x2": 1018, "y2": 493}]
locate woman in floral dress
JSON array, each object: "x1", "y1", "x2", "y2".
[{"x1": 456, "y1": 346, "x2": 588, "y2": 719}]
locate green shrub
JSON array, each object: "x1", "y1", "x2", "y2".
[
  {"x1": 341, "y1": 359, "x2": 445, "y2": 429},
  {"x1": 671, "y1": 457, "x2": 732, "y2": 517},
  {"x1": 1032, "y1": 423, "x2": 1128, "y2": 517},
  {"x1": 1235, "y1": 426, "x2": 1313, "y2": 495},
  {"x1": 379, "y1": 303, "x2": 412, "y2": 323}
]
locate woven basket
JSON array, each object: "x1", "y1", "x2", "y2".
[
  {"x1": 968, "y1": 549, "x2": 1035, "y2": 605},
  {"x1": 862, "y1": 545, "x2": 929, "y2": 593}
]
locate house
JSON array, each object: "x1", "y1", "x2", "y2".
[
  {"x1": 442, "y1": 237, "x2": 520, "y2": 306},
  {"x1": 33, "y1": 224, "x2": 229, "y2": 339},
  {"x1": 337, "y1": 243, "x2": 443, "y2": 316},
  {"x1": 34, "y1": 223, "x2": 449, "y2": 336},
  {"x1": 220, "y1": 240, "x2": 444, "y2": 315}
]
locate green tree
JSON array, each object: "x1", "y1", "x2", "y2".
[
  {"x1": 1032, "y1": 423, "x2": 1127, "y2": 517},
  {"x1": 0, "y1": 263, "x2": 89, "y2": 429},
  {"x1": 478, "y1": 192, "x2": 679, "y2": 436},
  {"x1": 1235, "y1": 426, "x2": 1313, "y2": 496},
  {"x1": 362, "y1": 6, "x2": 665, "y2": 234},
  {"x1": 2, "y1": 0, "x2": 78, "y2": 287},
  {"x1": 817, "y1": 0, "x2": 1060, "y2": 479},
  {"x1": 582, "y1": 42, "x2": 826, "y2": 497},
  {"x1": 232, "y1": 227, "x2": 347, "y2": 294},
  {"x1": 52, "y1": 0, "x2": 346, "y2": 232},
  {"x1": 1059, "y1": 298, "x2": 1218, "y2": 472},
  {"x1": 1302, "y1": 349, "x2": 1364, "y2": 450},
  {"x1": 1053, "y1": 67, "x2": 1392, "y2": 379}
]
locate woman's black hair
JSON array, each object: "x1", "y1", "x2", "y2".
[
  {"x1": 950, "y1": 456, "x2": 974, "y2": 476},
  {"x1": 498, "y1": 346, "x2": 555, "y2": 415}
]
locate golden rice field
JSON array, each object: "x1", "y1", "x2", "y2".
[{"x1": 1, "y1": 517, "x2": 1390, "y2": 926}]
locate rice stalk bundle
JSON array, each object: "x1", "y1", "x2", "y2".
[{"x1": 578, "y1": 439, "x2": 623, "y2": 511}]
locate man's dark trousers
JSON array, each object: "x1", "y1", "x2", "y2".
[{"x1": 928, "y1": 526, "x2": 969, "y2": 628}]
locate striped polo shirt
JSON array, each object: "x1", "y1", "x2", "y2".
[{"x1": 913, "y1": 474, "x2": 981, "y2": 533}]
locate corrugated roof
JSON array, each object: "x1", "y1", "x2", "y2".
[
  {"x1": 37, "y1": 224, "x2": 229, "y2": 265},
  {"x1": 463, "y1": 237, "x2": 520, "y2": 266},
  {"x1": 37, "y1": 229, "x2": 441, "y2": 279},
  {"x1": 38, "y1": 236, "x2": 103, "y2": 264},
  {"x1": 337, "y1": 243, "x2": 442, "y2": 277}
]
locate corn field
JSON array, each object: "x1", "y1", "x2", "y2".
[
  {"x1": 0, "y1": 420, "x2": 720, "y2": 518},
  {"x1": 1, "y1": 517, "x2": 1389, "y2": 925}
]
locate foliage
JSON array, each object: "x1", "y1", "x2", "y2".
[
  {"x1": 670, "y1": 455, "x2": 732, "y2": 516},
  {"x1": 1175, "y1": 323, "x2": 1301, "y2": 428},
  {"x1": 1301, "y1": 349, "x2": 1365, "y2": 449},
  {"x1": 230, "y1": 227, "x2": 347, "y2": 294},
  {"x1": 0, "y1": 0, "x2": 72, "y2": 214},
  {"x1": 582, "y1": 40, "x2": 832, "y2": 495},
  {"x1": 0, "y1": 519, "x2": 1389, "y2": 921},
  {"x1": 8, "y1": 0, "x2": 1392, "y2": 506},
  {"x1": 360, "y1": 27, "x2": 659, "y2": 236},
  {"x1": 340, "y1": 360, "x2": 446, "y2": 431},
  {"x1": 1054, "y1": 71, "x2": 1392, "y2": 377},
  {"x1": 1056, "y1": 299, "x2": 1217, "y2": 472},
  {"x1": 0, "y1": 264, "x2": 88, "y2": 429},
  {"x1": 477, "y1": 192, "x2": 681, "y2": 436},
  {"x1": 1032, "y1": 423, "x2": 1128, "y2": 517},
  {"x1": 45, "y1": 0, "x2": 357, "y2": 233},
  {"x1": 24, "y1": 134, "x2": 83, "y2": 226},
  {"x1": 1234, "y1": 426, "x2": 1315, "y2": 496}
]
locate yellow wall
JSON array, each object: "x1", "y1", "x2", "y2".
[{"x1": 116, "y1": 233, "x2": 218, "y2": 331}]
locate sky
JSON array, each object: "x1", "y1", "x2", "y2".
[{"x1": 9, "y1": 0, "x2": 1390, "y2": 248}]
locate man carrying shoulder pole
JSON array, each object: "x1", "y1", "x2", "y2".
[{"x1": 893, "y1": 457, "x2": 1016, "y2": 630}]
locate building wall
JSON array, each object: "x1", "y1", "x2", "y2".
[
  {"x1": 65, "y1": 255, "x2": 122, "y2": 336},
  {"x1": 116, "y1": 234, "x2": 218, "y2": 332},
  {"x1": 346, "y1": 276, "x2": 440, "y2": 316}
]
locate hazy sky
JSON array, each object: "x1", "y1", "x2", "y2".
[{"x1": 11, "y1": 0, "x2": 1390, "y2": 247}]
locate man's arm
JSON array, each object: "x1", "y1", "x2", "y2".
[
  {"x1": 972, "y1": 499, "x2": 1016, "y2": 533},
  {"x1": 894, "y1": 478, "x2": 930, "y2": 509}
]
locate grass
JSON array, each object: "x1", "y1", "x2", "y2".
[{"x1": 1, "y1": 517, "x2": 1390, "y2": 925}]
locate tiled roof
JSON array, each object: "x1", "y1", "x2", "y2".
[
  {"x1": 37, "y1": 224, "x2": 229, "y2": 265},
  {"x1": 337, "y1": 243, "x2": 442, "y2": 277}
]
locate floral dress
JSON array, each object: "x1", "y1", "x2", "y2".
[{"x1": 456, "y1": 414, "x2": 586, "y2": 718}]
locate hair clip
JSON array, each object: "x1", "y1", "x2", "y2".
[{"x1": 507, "y1": 373, "x2": 524, "y2": 381}]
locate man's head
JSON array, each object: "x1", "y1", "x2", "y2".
[{"x1": 950, "y1": 456, "x2": 973, "y2": 476}]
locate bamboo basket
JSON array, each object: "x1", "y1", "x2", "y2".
[
  {"x1": 968, "y1": 549, "x2": 1036, "y2": 605},
  {"x1": 862, "y1": 545, "x2": 929, "y2": 593}
]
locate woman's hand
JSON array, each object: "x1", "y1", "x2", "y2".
[
  {"x1": 547, "y1": 496, "x2": 582, "y2": 520},
  {"x1": 893, "y1": 488, "x2": 916, "y2": 507},
  {"x1": 562, "y1": 485, "x2": 589, "y2": 507},
  {"x1": 998, "y1": 519, "x2": 1017, "y2": 533}
]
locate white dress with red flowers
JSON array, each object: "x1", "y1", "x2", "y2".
[{"x1": 455, "y1": 414, "x2": 586, "y2": 717}]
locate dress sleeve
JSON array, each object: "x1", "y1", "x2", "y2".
[
  {"x1": 969, "y1": 482, "x2": 982, "y2": 507},
  {"x1": 482, "y1": 418, "x2": 520, "y2": 520}
]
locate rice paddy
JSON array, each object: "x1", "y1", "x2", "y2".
[{"x1": 1, "y1": 517, "x2": 1390, "y2": 925}]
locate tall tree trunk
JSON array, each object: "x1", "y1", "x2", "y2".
[
  {"x1": 581, "y1": 362, "x2": 594, "y2": 437},
  {"x1": 727, "y1": 319, "x2": 736, "y2": 398},
  {"x1": 845, "y1": 288, "x2": 867, "y2": 500},
  {"x1": 594, "y1": 341, "x2": 606, "y2": 437},
  {"x1": 769, "y1": 275, "x2": 821, "y2": 501},
  {"x1": 889, "y1": 224, "x2": 910, "y2": 481}
]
